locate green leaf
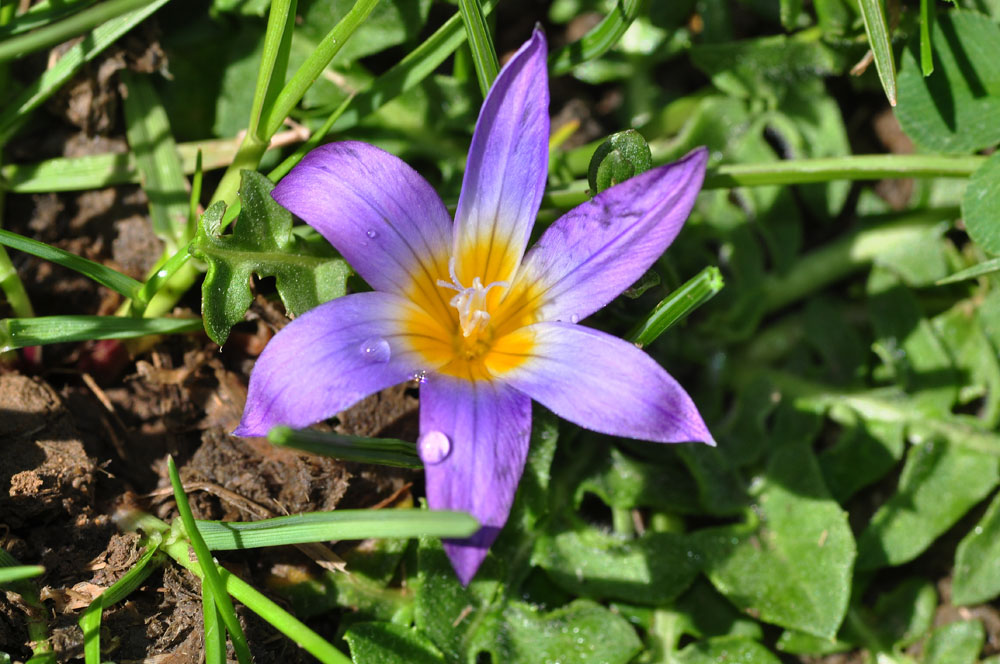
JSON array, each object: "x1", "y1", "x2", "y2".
[
  {"x1": 345, "y1": 623, "x2": 445, "y2": 664},
  {"x1": 780, "y1": 0, "x2": 803, "y2": 28},
  {"x1": 496, "y1": 600, "x2": 642, "y2": 664},
  {"x1": 937, "y1": 257, "x2": 1000, "y2": 284},
  {"x1": 819, "y1": 412, "x2": 905, "y2": 502},
  {"x1": 0, "y1": 566, "x2": 44, "y2": 584},
  {"x1": 268, "y1": 426, "x2": 422, "y2": 469},
  {"x1": 549, "y1": 0, "x2": 643, "y2": 75},
  {"x1": 676, "y1": 637, "x2": 782, "y2": 664},
  {"x1": 857, "y1": 0, "x2": 897, "y2": 105},
  {"x1": 695, "y1": 426, "x2": 855, "y2": 638},
  {"x1": 895, "y1": 10, "x2": 1000, "y2": 153},
  {"x1": 576, "y1": 446, "x2": 701, "y2": 515},
  {"x1": 962, "y1": 151, "x2": 1000, "y2": 255},
  {"x1": 298, "y1": 0, "x2": 431, "y2": 64},
  {"x1": 533, "y1": 524, "x2": 700, "y2": 605},
  {"x1": 869, "y1": 577, "x2": 937, "y2": 648},
  {"x1": 953, "y1": 490, "x2": 1000, "y2": 605},
  {"x1": 457, "y1": 0, "x2": 499, "y2": 97},
  {"x1": 189, "y1": 171, "x2": 350, "y2": 346},
  {"x1": 856, "y1": 440, "x2": 999, "y2": 570},
  {"x1": 689, "y1": 35, "x2": 844, "y2": 104},
  {"x1": 194, "y1": 510, "x2": 479, "y2": 550},
  {"x1": 921, "y1": 620, "x2": 984, "y2": 664}
]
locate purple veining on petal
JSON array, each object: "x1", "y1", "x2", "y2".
[
  {"x1": 419, "y1": 373, "x2": 533, "y2": 585},
  {"x1": 271, "y1": 141, "x2": 452, "y2": 298},
  {"x1": 452, "y1": 28, "x2": 550, "y2": 285},
  {"x1": 512, "y1": 147, "x2": 708, "y2": 323},
  {"x1": 234, "y1": 292, "x2": 429, "y2": 437},
  {"x1": 499, "y1": 322, "x2": 715, "y2": 446}
]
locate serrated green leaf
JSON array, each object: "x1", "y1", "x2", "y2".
[
  {"x1": 856, "y1": 440, "x2": 999, "y2": 570},
  {"x1": 695, "y1": 431, "x2": 855, "y2": 638},
  {"x1": 953, "y1": 490, "x2": 1000, "y2": 605},
  {"x1": 344, "y1": 623, "x2": 445, "y2": 664},
  {"x1": 189, "y1": 170, "x2": 349, "y2": 345},
  {"x1": 496, "y1": 599, "x2": 642, "y2": 664},
  {"x1": 895, "y1": 10, "x2": 1000, "y2": 153},
  {"x1": 922, "y1": 620, "x2": 984, "y2": 664},
  {"x1": 963, "y1": 151, "x2": 1000, "y2": 256}
]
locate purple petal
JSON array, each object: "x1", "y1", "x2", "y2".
[
  {"x1": 510, "y1": 148, "x2": 708, "y2": 323},
  {"x1": 272, "y1": 141, "x2": 452, "y2": 299},
  {"x1": 419, "y1": 374, "x2": 532, "y2": 584},
  {"x1": 452, "y1": 29, "x2": 550, "y2": 286},
  {"x1": 234, "y1": 292, "x2": 441, "y2": 437},
  {"x1": 496, "y1": 322, "x2": 714, "y2": 445}
]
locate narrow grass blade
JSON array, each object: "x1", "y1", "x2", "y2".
[
  {"x1": 268, "y1": 425, "x2": 422, "y2": 468},
  {"x1": 120, "y1": 70, "x2": 190, "y2": 251},
  {"x1": 936, "y1": 257, "x2": 1000, "y2": 284},
  {"x1": 0, "y1": 0, "x2": 98, "y2": 38},
  {"x1": 0, "y1": 0, "x2": 170, "y2": 144},
  {"x1": 628, "y1": 266, "x2": 725, "y2": 347},
  {"x1": 163, "y1": 535, "x2": 352, "y2": 664},
  {"x1": 857, "y1": 0, "x2": 897, "y2": 105},
  {"x1": 202, "y1": 582, "x2": 227, "y2": 664},
  {"x1": 457, "y1": 0, "x2": 499, "y2": 96},
  {"x1": 0, "y1": 245, "x2": 34, "y2": 319},
  {"x1": 332, "y1": 0, "x2": 497, "y2": 131},
  {"x1": 0, "y1": 228, "x2": 141, "y2": 298},
  {"x1": 0, "y1": 565, "x2": 44, "y2": 584},
  {"x1": 80, "y1": 543, "x2": 161, "y2": 664},
  {"x1": 167, "y1": 457, "x2": 252, "y2": 664},
  {"x1": 920, "y1": 0, "x2": 934, "y2": 76},
  {"x1": 247, "y1": 0, "x2": 295, "y2": 140},
  {"x1": 0, "y1": 0, "x2": 152, "y2": 62},
  {"x1": 0, "y1": 315, "x2": 202, "y2": 351},
  {"x1": 549, "y1": 0, "x2": 642, "y2": 75},
  {"x1": 261, "y1": 0, "x2": 377, "y2": 138},
  {"x1": 194, "y1": 510, "x2": 480, "y2": 550}
]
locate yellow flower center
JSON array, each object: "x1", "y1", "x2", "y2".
[{"x1": 400, "y1": 244, "x2": 543, "y2": 382}]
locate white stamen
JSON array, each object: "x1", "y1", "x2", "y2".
[{"x1": 437, "y1": 258, "x2": 508, "y2": 337}]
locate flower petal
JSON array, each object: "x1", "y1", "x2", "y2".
[
  {"x1": 452, "y1": 29, "x2": 550, "y2": 287},
  {"x1": 494, "y1": 322, "x2": 714, "y2": 445},
  {"x1": 505, "y1": 148, "x2": 708, "y2": 325},
  {"x1": 419, "y1": 374, "x2": 532, "y2": 584},
  {"x1": 271, "y1": 141, "x2": 452, "y2": 304},
  {"x1": 234, "y1": 292, "x2": 443, "y2": 437}
]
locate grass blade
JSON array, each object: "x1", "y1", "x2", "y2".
[
  {"x1": 194, "y1": 510, "x2": 480, "y2": 550},
  {"x1": 0, "y1": 0, "x2": 98, "y2": 38},
  {"x1": 0, "y1": 0, "x2": 152, "y2": 62},
  {"x1": 457, "y1": 0, "x2": 499, "y2": 96},
  {"x1": 549, "y1": 0, "x2": 642, "y2": 75},
  {"x1": 920, "y1": 0, "x2": 934, "y2": 76},
  {"x1": 79, "y1": 543, "x2": 161, "y2": 664},
  {"x1": 0, "y1": 0, "x2": 170, "y2": 144},
  {"x1": 857, "y1": 0, "x2": 897, "y2": 106},
  {"x1": 202, "y1": 582, "x2": 228, "y2": 664},
  {"x1": 167, "y1": 457, "x2": 252, "y2": 664},
  {"x1": 0, "y1": 565, "x2": 44, "y2": 584},
  {"x1": 936, "y1": 257, "x2": 1000, "y2": 284},
  {"x1": 268, "y1": 425, "x2": 422, "y2": 468},
  {"x1": 0, "y1": 315, "x2": 202, "y2": 351},
  {"x1": 0, "y1": 228, "x2": 142, "y2": 298},
  {"x1": 247, "y1": 0, "x2": 295, "y2": 140},
  {"x1": 628, "y1": 266, "x2": 725, "y2": 347},
  {"x1": 120, "y1": 70, "x2": 191, "y2": 251}
]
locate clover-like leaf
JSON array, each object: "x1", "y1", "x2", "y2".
[{"x1": 189, "y1": 170, "x2": 350, "y2": 346}]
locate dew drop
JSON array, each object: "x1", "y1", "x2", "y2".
[
  {"x1": 359, "y1": 337, "x2": 390, "y2": 363},
  {"x1": 569, "y1": 313, "x2": 580, "y2": 324},
  {"x1": 417, "y1": 430, "x2": 451, "y2": 464},
  {"x1": 366, "y1": 229, "x2": 378, "y2": 239},
  {"x1": 410, "y1": 369, "x2": 428, "y2": 384}
]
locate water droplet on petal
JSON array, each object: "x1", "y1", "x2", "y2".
[
  {"x1": 410, "y1": 369, "x2": 428, "y2": 384},
  {"x1": 366, "y1": 229, "x2": 378, "y2": 239},
  {"x1": 359, "y1": 337, "x2": 390, "y2": 363},
  {"x1": 570, "y1": 313, "x2": 580, "y2": 324},
  {"x1": 417, "y1": 430, "x2": 451, "y2": 464}
]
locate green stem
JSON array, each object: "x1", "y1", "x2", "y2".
[
  {"x1": 130, "y1": 242, "x2": 193, "y2": 316},
  {"x1": 248, "y1": 0, "x2": 295, "y2": 141},
  {"x1": 760, "y1": 207, "x2": 956, "y2": 313},
  {"x1": 703, "y1": 154, "x2": 982, "y2": 187},
  {"x1": 0, "y1": 0, "x2": 154, "y2": 62},
  {"x1": 260, "y1": 0, "x2": 379, "y2": 139}
]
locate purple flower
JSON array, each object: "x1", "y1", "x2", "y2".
[{"x1": 234, "y1": 30, "x2": 714, "y2": 584}]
